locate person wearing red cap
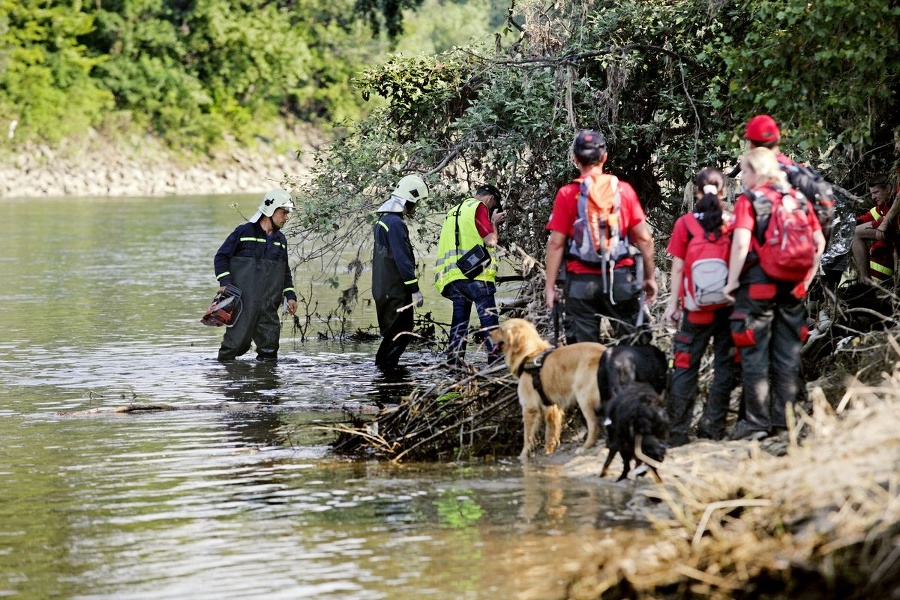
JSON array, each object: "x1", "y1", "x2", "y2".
[
  {"x1": 744, "y1": 114, "x2": 794, "y2": 168},
  {"x1": 545, "y1": 129, "x2": 657, "y2": 344}
]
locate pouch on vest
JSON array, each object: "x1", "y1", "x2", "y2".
[
  {"x1": 457, "y1": 244, "x2": 491, "y2": 279},
  {"x1": 611, "y1": 264, "x2": 642, "y2": 302},
  {"x1": 610, "y1": 247, "x2": 644, "y2": 303},
  {"x1": 452, "y1": 201, "x2": 492, "y2": 279}
]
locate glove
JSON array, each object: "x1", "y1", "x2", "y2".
[{"x1": 412, "y1": 291, "x2": 424, "y2": 308}]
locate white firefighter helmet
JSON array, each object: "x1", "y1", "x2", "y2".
[
  {"x1": 250, "y1": 189, "x2": 295, "y2": 223},
  {"x1": 376, "y1": 174, "x2": 428, "y2": 213}
]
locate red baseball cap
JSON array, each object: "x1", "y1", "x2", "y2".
[{"x1": 744, "y1": 115, "x2": 780, "y2": 144}]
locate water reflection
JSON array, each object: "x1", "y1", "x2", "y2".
[
  {"x1": 216, "y1": 359, "x2": 283, "y2": 404},
  {"x1": 0, "y1": 196, "x2": 654, "y2": 600},
  {"x1": 369, "y1": 364, "x2": 416, "y2": 406}
]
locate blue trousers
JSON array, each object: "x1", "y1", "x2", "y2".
[{"x1": 442, "y1": 279, "x2": 499, "y2": 363}]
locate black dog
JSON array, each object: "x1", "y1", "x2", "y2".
[
  {"x1": 597, "y1": 343, "x2": 668, "y2": 403},
  {"x1": 600, "y1": 383, "x2": 669, "y2": 482}
]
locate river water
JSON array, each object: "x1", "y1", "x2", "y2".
[{"x1": 0, "y1": 195, "x2": 648, "y2": 599}]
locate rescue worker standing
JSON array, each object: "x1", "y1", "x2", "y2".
[
  {"x1": 723, "y1": 148, "x2": 825, "y2": 440},
  {"x1": 214, "y1": 189, "x2": 298, "y2": 362},
  {"x1": 663, "y1": 168, "x2": 736, "y2": 445},
  {"x1": 433, "y1": 184, "x2": 506, "y2": 367},
  {"x1": 373, "y1": 175, "x2": 428, "y2": 369},
  {"x1": 545, "y1": 130, "x2": 657, "y2": 344}
]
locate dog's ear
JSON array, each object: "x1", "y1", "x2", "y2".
[{"x1": 505, "y1": 321, "x2": 523, "y2": 356}]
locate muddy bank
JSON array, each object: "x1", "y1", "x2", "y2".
[
  {"x1": 539, "y1": 379, "x2": 900, "y2": 599},
  {"x1": 0, "y1": 128, "x2": 321, "y2": 198}
]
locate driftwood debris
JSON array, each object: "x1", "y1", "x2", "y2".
[
  {"x1": 559, "y1": 344, "x2": 900, "y2": 600},
  {"x1": 58, "y1": 401, "x2": 287, "y2": 416},
  {"x1": 328, "y1": 363, "x2": 523, "y2": 461}
]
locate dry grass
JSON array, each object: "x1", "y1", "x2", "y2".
[{"x1": 563, "y1": 342, "x2": 900, "y2": 599}]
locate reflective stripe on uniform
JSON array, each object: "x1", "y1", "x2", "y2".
[
  {"x1": 870, "y1": 207, "x2": 882, "y2": 219},
  {"x1": 870, "y1": 261, "x2": 894, "y2": 277},
  {"x1": 377, "y1": 221, "x2": 389, "y2": 232},
  {"x1": 216, "y1": 271, "x2": 231, "y2": 280},
  {"x1": 404, "y1": 279, "x2": 418, "y2": 286},
  {"x1": 239, "y1": 237, "x2": 267, "y2": 243}
]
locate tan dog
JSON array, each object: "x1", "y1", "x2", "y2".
[{"x1": 490, "y1": 318, "x2": 606, "y2": 460}]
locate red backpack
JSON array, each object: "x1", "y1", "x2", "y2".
[
  {"x1": 682, "y1": 214, "x2": 731, "y2": 312},
  {"x1": 750, "y1": 187, "x2": 816, "y2": 282}
]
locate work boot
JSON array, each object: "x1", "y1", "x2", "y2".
[{"x1": 728, "y1": 420, "x2": 768, "y2": 441}]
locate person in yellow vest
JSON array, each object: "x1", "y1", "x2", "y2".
[{"x1": 434, "y1": 184, "x2": 506, "y2": 368}]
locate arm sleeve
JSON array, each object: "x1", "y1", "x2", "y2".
[
  {"x1": 733, "y1": 195, "x2": 755, "y2": 231},
  {"x1": 389, "y1": 220, "x2": 420, "y2": 293},
  {"x1": 474, "y1": 203, "x2": 494, "y2": 238},
  {"x1": 666, "y1": 217, "x2": 690, "y2": 259},
  {"x1": 806, "y1": 200, "x2": 823, "y2": 233},
  {"x1": 281, "y1": 233, "x2": 297, "y2": 301},
  {"x1": 546, "y1": 184, "x2": 578, "y2": 236},
  {"x1": 619, "y1": 182, "x2": 647, "y2": 239},
  {"x1": 214, "y1": 227, "x2": 242, "y2": 287}
]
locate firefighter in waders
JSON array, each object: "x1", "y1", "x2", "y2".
[
  {"x1": 214, "y1": 189, "x2": 298, "y2": 362},
  {"x1": 372, "y1": 175, "x2": 428, "y2": 369}
]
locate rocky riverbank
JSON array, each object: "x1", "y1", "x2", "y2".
[{"x1": 0, "y1": 128, "x2": 322, "y2": 198}]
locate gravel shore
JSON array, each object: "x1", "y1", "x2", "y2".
[{"x1": 0, "y1": 129, "x2": 318, "y2": 198}]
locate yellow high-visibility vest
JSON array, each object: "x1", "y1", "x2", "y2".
[{"x1": 434, "y1": 198, "x2": 497, "y2": 294}]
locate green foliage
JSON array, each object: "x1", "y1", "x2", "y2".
[
  {"x1": 289, "y1": 0, "x2": 900, "y2": 267},
  {"x1": 85, "y1": 0, "x2": 315, "y2": 149},
  {"x1": 716, "y1": 0, "x2": 900, "y2": 166},
  {"x1": 355, "y1": 0, "x2": 426, "y2": 40},
  {"x1": 0, "y1": 0, "x2": 504, "y2": 152},
  {"x1": 0, "y1": 0, "x2": 114, "y2": 143}
]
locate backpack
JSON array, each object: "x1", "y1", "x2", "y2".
[
  {"x1": 566, "y1": 173, "x2": 636, "y2": 296},
  {"x1": 751, "y1": 187, "x2": 816, "y2": 283},
  {"x1": 782, "y1": 162, "x2": 836, "y2": 245},
  {"x1": 567, "y1": 173, "x2": 629, "y2": 263},
  {"x1": 681, "y1": 214, "x2": 731, "y2": 311}
]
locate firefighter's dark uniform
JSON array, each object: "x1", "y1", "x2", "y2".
[
  {"x1": 373, "y1": 212, "x2": 419, "y2": 367},
  {"x1": 214, "y1": 221, "x2": 296, "y2": 361}
]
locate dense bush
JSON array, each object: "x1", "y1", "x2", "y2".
[
  {"x1": 288, "y1": 0, "x2": 900, "y2": 265},
  {"x1": 0, "y1": 0, "x2": 114, "y2": 143},
  {"x1": 0, "y1": 0, "x2": 502, "y2": 152}
]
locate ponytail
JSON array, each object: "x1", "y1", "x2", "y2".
[{"x1": 693, "y1": 168, "x2": 725, "y2": 234}]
